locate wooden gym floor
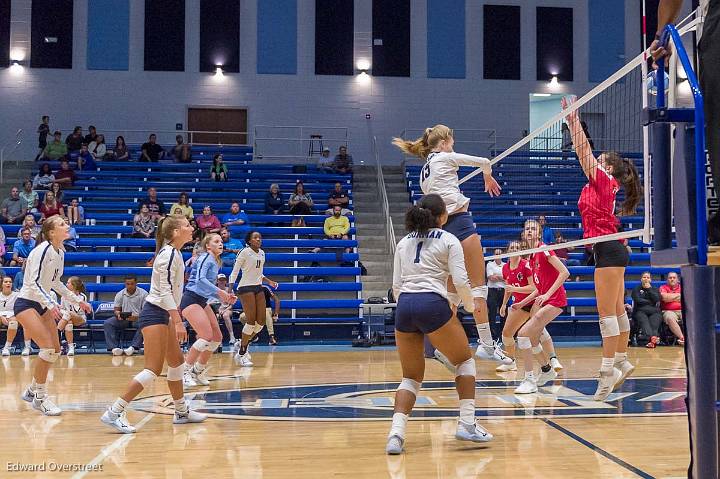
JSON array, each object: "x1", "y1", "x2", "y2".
[{"x1": 0, "y1": 346, "x2": 689, "y2": 478}]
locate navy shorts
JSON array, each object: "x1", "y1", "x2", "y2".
[
  {"x1": 13, "y1": 298, "x2": 47, "y2": 317},
  {"x1": 237, "y1": 285, "x2": 262, "y2": 295},
  {"x1": 179, "y1": 290, "x2": 208, "y2": 310},
  {"x1": 395, "y1": 292, "x2": 453, "y2": 334},
  {"x1": 443, "y1": 211, "x2": 477, "y2": 242},
  {"x1": 136, "y1": 302, "x2": 170, "y2": 330},
  {"x1": 593, "y1": 240, "x2": 630, "y2": 268}
]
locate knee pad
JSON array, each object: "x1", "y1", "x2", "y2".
[
  {"x1": 471, "y1": 286, "x2": 488, "y2": 300},
  {"x1": 397, "y1": 378, "x2": 421, "y2": 396},
  {"x1": 166, "y1": 364, "x2": 184, "y2": 382},
  {"x1": 455, "y1": 357, "x2": 476, "y2": 378},
  {"x1": 617, "y1": 313, "x2": 630, "y2": 333},
  {"x1": 531, "y1": 345, "x2": 543, "y2": 354},
  {"x1": 64, "y1": 323, "x2": 73, "y2": 332},
  {"x1": 7, "y1": 319, "x2": 18, "y2": 330},
  {"x1": 253, "y1": 323, "x2": 264, "y2": 334},
  {"x1": 501, "y1": 335, "x2": 515, "y2": 348},
  {"x1": 38, "y1": 348, "x2": 60, "y2": 363},
  {"x1": 242, "y1": 323, "x2": 255, "y2": 336},
  {"x1": 133, "y1": 369, "x2": 157, "y2": 389},
  {"x1": 599, "y1": 316, "x2": 620, "y2": 338},
  {"x1": 191, "y1": 338, "x2": 212, "y2": 352},
  {"x1": 208, "y1": 340, "x2": 221, "y2": 352},
  {"x1": 446, "y1": 292, "x2": 461, "y2": 307},
  {"x1": 517, "y1": 337, "x2": 532, "y2": 350},
  {"x1": 239, "y1": 312, "x2": 246, "y2": 323},
  {"x1": 539, "y1": 328, "x2": 551, "y2": 343}
]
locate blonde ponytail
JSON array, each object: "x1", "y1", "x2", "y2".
[
  {"x1": 392, "y1": 125, "x2": 453, "y2": 159},
  {"x1": 155, "y1": 214, "x2": 185, "y2": 254}
]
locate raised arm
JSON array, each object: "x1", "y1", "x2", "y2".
[
  {"x1": 451, "y1": 153, "x2": 502, "y2": 197},
  {"x1": 561, "y1": 96, "x2": 599, "y2": 180}
]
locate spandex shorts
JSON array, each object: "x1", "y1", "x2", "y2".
[
  {"x1": 593, "y1": 240, "x2": 630, "y2": 268},
  {"x1": 395, "y1": 292, "x2": 453, "y2": 334}
]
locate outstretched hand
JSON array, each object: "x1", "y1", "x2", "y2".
[
  {"x1": 483, "y1": 173, "x2": 502, "y2": 197},
  {"x1": 561, "y1": 96, "x2": 579, "y2": 123}
]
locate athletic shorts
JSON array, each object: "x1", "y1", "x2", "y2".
[
  {"x1": 237, "y1": 285, "x2": 263, "y2": 295},
  {"x1": 179, "y1": 290, "x2": 208, "y2": 310},
  {"x1": 14, "y1": 298, "x2": 47, "y2": 317},
  {"x1": 593, "y1": 240, "x2": 630, "y2": 268},
  {"x1": 443, "y1": 211, "x2": 477, "y2": 242},
  {"x1": 395, "y1": 292, "x2": 453, "y2": 334},
  {"x1": 136, "y1": 302, "x2": 170, "y2": 329}
]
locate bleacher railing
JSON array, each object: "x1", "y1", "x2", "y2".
[
  {"x1": 373, "y1": 136, "x2": 396, "y2": 254},
  {"x1": 0, "y1": 128, "x2": 23, "y2": 182},
  {"x1": 253, "y1": 125, "x2": 349, "y2": 163},
  {"x1": 52, "y1": 129, "x2": 250, "y2": 153}
]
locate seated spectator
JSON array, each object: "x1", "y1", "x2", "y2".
[
  {"x1": 13, "y1": 266, "x2": 24, "y2": 290},
  {"x1": 222, "y1": 202, "x2": 250, "y2": 237},
  {"x1": 132, "y1": 204, "x2": 155, "y2": 238},
  {"x1": 196, "y1": 205, "x2": 221, "y2": 237},
  {"x1": 10, "y1": 228, "x2": 35, "y2": 266},
  {"x1": 50, "y1": 182, "x2": 64, "y2": 204},
  {"x1": 210, "y1": 273, "x2": 236, "y2": 344},
  {"x1": 220, "y1": 227, "x2": 244, "y2": 267},
  {"x1": 539, "y1": 215, "x2": 554, "y2": 245},
  {"x1": 265, "y1": 184, "x2": 283, "y2": 215},
  {"x1": 20, "y1": 180, "x2": 39, "y2": 214},
  {"x1": 40, "y1": 131, "x2": 67, "y2": 161},
  {"x1": 318, "y1": 147, "x2": 333, "y2": 172},
  {"x1": 0, "y1": 225, "x2": 5, "y2": 265},
  {"x1": 35, "y1": 115, "x2": 50, "y2": 161},
  {"x1": 104, "y1": 275, "x2": 147, "y2": 356},
  {"x1": 210, "y1": 154, "x2": 228, "y2": 181},
  {"x1": 553, "y1": 232, "x2": 579, "y2": 266},
  {"x1": 326, "y1": 182, "x2": 350, "y2": 216},
  {"x1": 67, "y1": 198, "x2": 84, "y2": 225},
  {"x1": 18, "y1": 214, "x2": 40, "y2": 239},
  {"x1": 111, "y1": 135, "x2": 129, "y2": 161},
  {"x1": 332, "y1": 146, "x2": 353, "y2": 174},
  {"x1": 64, "y1": 217, "x2": 79, "y2": 251},
  {"x1": 1, "y1": 187, "x2": 28, "y2": 224},
  {"x1": 78, "y1": 143, "x2": 97, "y2": 171},
  {"x1": 660, "y1": 272, "x2": 684, "y2": 345},
  {"x1": 33, "y1": 163, "x2": 55, "y2": 190},
  {"x1": 65, "y1": 126, "x2": 84, "y2": 153},
  {"x1": 291, "y1": 216, "x2": 306, "y2": 227},
  {"x1": 140, "y1": 187, "x2": 165, "y2": 221},
  {"x1": 170, "y1": 192, "x2": 193, "y2": 219},
  {"x1": 288, "y1": 181, "x2": 313, "y2": 215},
  {"x1": 88, "y1": 134, "x2": 107, "y2": 161},
  {"x1": 140, "y1": 133, "x2": 164, "y2": 162},
  {"x1": 38, "y1": 191, "x2": 64, "y2": 223},
  {"x1": 630, "y1": 272, "x2": 662, "y2": 348},
  {"x1": 311, "y1": 206, "x2": 352, "y2": 258},
  {"x1": 53, "y1": 159, "x2": 76, "y2": 187},
  {"x1": 83, "y1": 125, "x2": 98, "y2": 145},
  {"x1": 172, "y1": 135, "x2": 192, "y2": 163}
]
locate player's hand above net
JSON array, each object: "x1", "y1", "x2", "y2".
[{"x1": 560, "y1": 96, "x2": 579, "y2": 124}]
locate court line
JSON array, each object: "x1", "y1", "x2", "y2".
[
  {"x1": 71, "y1": 413, "x2": 155, "y2": 479},
  {"x1": 540, "y1": 418, "x2": 656, "y2": 479}
]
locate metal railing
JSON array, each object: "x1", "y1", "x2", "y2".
[
  {"x1": 253, "y1": 125, "x2": 349, "y2": 163},
  {"x1": 373, "y1": 136, "x2": 396, "y2": 254},
  {"x1": 54, "y1": 128, "x2": 250, "y2": 148},
  {"x1": 0, "y1": 129, "x2": 23, "y2": 182}
]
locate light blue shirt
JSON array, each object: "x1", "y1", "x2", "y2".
[{"x1": 186, "y1": 252, "x2": 221, "y2": 299}]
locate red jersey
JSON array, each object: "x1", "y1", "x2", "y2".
[
  {"x1": 578, "y1": 166, "x2": 620, "y2": 238},
  {"x1": 659, "y1": 283, "x2": 682, "y2": 311},
  {"x1": 502, "y1": 260, "x2": 533, "y2": 304},
  {"x1": 531, "y1": 244, "x2": 567, "y2": 308}
]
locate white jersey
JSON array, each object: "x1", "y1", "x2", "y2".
[
  {"x1": 61, "y1": 292, "x2": 88, "y2": 322},
  {"x1": 145, "y1": 244, "x2": 184, "y2": 311},
  {"x1": 392, "y1": 228, "x2": 473, "y2": 307},
  {"x1": 18, "y1": 241, "x2": 83, "y2": 310},
  {"x1": 419, "y1": 151, "x2": 492, "y2": 215},
  {"x1": 0, "y1": 291, "x2": 17, "y2": 318},
  {"x1": 229, "y1": 247, "x2": 265, "y2": 288}
]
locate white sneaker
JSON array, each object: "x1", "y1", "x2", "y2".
[
  {"x1": 433, "y1": 349, "x2": 456, "y2": 374},
  {"x1": 100, "y1": 408, "x2": 136, "y2": 434},
  {"x1": 173, "y1": 409, "x2": 207, "y2": 424},
  {"x1": 514, "y1": 376, "x2": 538, "y2": 394},
  {"x1": 232, "y1": 340, "x2": 241, "y2": 353},
  {"x1": 613, "y1": 360, "x2": 635, "y2": 390},
  {"x1": 1, "y1": 347, "x2": 9, "y2": 357},
  {"x1": 496, "y1": 360, "x2": 517, "y2": 372},
  {"x1": 536, "y1": 368, "x2": 558, "y2": 387},
  {"x1": 67, "y1": 344, "x2": 75, "y2": 356},
  {"x1": 550, "y1": 357, "x2": 564, "y2": 373},
  {"x1": 21, "y1": 346, "x2": 30, "y2": 356},
  {"x1": 183, "y1": 370, "x2": 198, "y2": 388},
  {"x1": 235, "y1": 352, "x2": 253, "y2": 367},
  {"x1": 594, "y1": 368, "x2": 622, "y2": 401},
  {"x1": 475, "y1": 341, "x2": 513, "y2": 364},
  {"x1": 385, "y1": 435, "x2": 404, "y2": 455},
  {"x1": 21, "y1": 387, "x2": 35, "y2": 403},
  {"x1": 455, "y1": 420, "x2": 494, "y2": 443},
  {"x1": 195, "y1": 367, "x2": 210, "y2": 386},
  {"x1": 32, "y1": 396, "x2": 62, "y2": 416},
  {"x1": 124, "y1": 347, "x2": 135, "y2": 356},
  {"x1": 111, "y1": 348, "x2": 123, "y2": 356}
]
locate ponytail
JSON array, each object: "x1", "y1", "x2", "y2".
[
  {"x1": 404, "y1": 193, "x2": 446, "y2": 234},
  {"x1": 67, "y1": 276, "x2": 86, "y2": 295},
  {"x1": 392, "y1": 124, "x2": 453, "y2": 160},
  {"x1": 155, "y1": 214, "x2": 185, "y2": 255},
  {"x1": 618, "y1": 158, "x2": 642, "y2": 216}
]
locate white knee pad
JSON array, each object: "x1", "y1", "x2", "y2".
[
  {"x1": 64, "y1": 323, "x2": 73, "y2": 332},
  {"x1": 501, "y1": 335, "x2": 515, "y2": 348},
  {"x1": 242, "y1": 323, "x2": 255, "y2": 335},
  {"x1": 446, "y1": 292, "x2": 461, "y2": 307},
  {"x1": 7, "y1": 319, "x2": 18, "y2": 330},
  {"x1": 532, "y1": 345, "x2": 543, "y2": 354},
  {"x1": 455, "y1": 357, "x2": 476, "y2": 378},
  {"x1": 191, "y1": 338, "x2": 212, "y2": 352},
  {"x1": 539, "y1": 328, "x2": 551, "y2": 343},
  {"x1": 397, "y1": 378, "x2": 421, "y2": 396},
  {"x1": 38, "y1": 348, "x2": 60, "y2": 363},
  {"x1": 471, "y1": 286, "x2": 488, "y2": 300},
  {"x1": 166, "y1": 364, "x2": 184, "y2": 382},
  {"x1": 517, "y1": 337, "x2": 532, "y2": 350},
  {"x1": 617, "y1": 313, "x2": 630, "y2": 333},
  {"x1": 253, "y1": 323, "x2": 264, "y2": 334},
  {"x1": 208, "y1": 340, "x2": 221, "y2": 351},
  {"x1": 133, "y1": 369, "x2": 157, "y2": 389},
  {"x1": 239, "y1": 312, "x2": 246, "y2": 322},
  {"x1": 599, "y1": 316, "x2": 620, "y2": 338}
]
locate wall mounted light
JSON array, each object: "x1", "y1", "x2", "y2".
[
  {"x1": 548, "y1": 76, "x2": 559, "y2": 89},
  {"x1": 356, "y1": 58, "x2": 370, "y2": 72},
  {"x1": 9, "y1": 61, "x2": 24, "y2": 75},
  {"x1": 10, "y1": 48, "x2": 26, "y2": 62}
]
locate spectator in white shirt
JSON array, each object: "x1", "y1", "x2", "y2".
[
  {"x1": 485, "y1": 249, "x2": 506, "y2": 338},
  {"x1": 88, "y1": 134, "x2": 107, "y2": 161}
]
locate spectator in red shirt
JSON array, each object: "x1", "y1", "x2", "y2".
[
  {"x1": 196, "y1": 205, "x2": 221, "y2": 238},
  {"x1": 38, "y1": 190, "x2": 64, "y2": 223},
  {"x1": 553, "y1": 232, "x2": 579, "y2": 266},
  {"x1": 53, "y1": 159, "x2": 76, "y2": 187},
  {"x1": 659, "y1": 272, "x2": 683, "y2": 345}
]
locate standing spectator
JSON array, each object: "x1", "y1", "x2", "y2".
[
  {"x1": 326, "y1": 182, "x2": 350, "y2": 216},
  {"x1": 139, "y1": 187, "x2": 165, "y2": 221},
  {"x1": 65, "y1": 126, "x2": 84, "y2": 153},
  {"x1": 630, "y1": 272, "x2": 663, "y2": 348},
  {"x1": 111, "y1": 136, "x2": 129, "y2": 161},
  {"x1": 172, "y1": 135, "x2": 192, "y2": 163},
  {"x1": 264, "y1": 184, "x2": 283, "y2": 215},
  {"x1": 288, "y1": 182, "x2": 314, "y2": 215},
  {"x1": 222, "y1": 202, "x2": 250, "y2": 237},
  {"x1": 35, "y1": 115, "x2": 50, "y2": 161},
  {"x1": 210, "y1": 154, "x2": 228, "y2": 181},
  {"x1": 485, "y1": 250, "x2": 505, "y2": 339},
  {"x1": 318, "y1": 147, "x2": 333, "y2": 172},
  {"x1": 196, "y1": 205, "x2": 221, "y2": 236},
  {"x1": 19, "y1": 180, "x2": 39, "y2": 214},
  {"x1": 332, "y1": 146, "x2": 353, "y2": 174},
  {"x1": 132, "y1": 204, "x2": 155, "y2": 238},
  {"x1": 38, "y1": 190, "x2": 64, "y2": 223},
  {"x1": 32, "y1": 164, "x2": 55, "y2": 190},
  {"x1": 538, "y1": 215, "x2": 554, "y2": 245},
  {"x1": 140, "y1": 133, "x2": 164, "y2": 162},
  {"x1": 553, "y1": 232, "x2": 579, "y2": 266},
  {"x1": 84, "y1": 125, "x2": 98, "y2": 145},
  {"x1": 50, "y1": 182, "x2": 64, "y2": 205},
  {"x1": 104, "y1": 276, "x2": 147, "y2": 356},
  {"x1": 53, "y1": 159, "x2": 76, "y2": 187},
  {"x1": 66, "y1": 198, "x2": 84, "y2": 225},
  {"x1": 88, "y1": 134, "x2": 107, "y2": 161},
  {"x1": 1, "y1": 187, "x2": 28, "y2": 224},
  {"x1": 170, "y1": 192, "x2": 193, "y2": 219},
  {"x1": 220, "y1": 227, "x2": 244, "y2": 267},
  {"x1": 64, "y1": 217, "x2": 79, "y2": 251},
  {"x1": 659, "y1": 272, "x2": 684, "y2": 345},
  {"x1": 18, "y1": 214, "x2": 40, "y2": 239},
  {"x1": 39, "y1": 131, "x2": 67, "y2": 161},
  {"x1": 10, "y1": 228, "x2": 35, "y2": 266},
  {"x1": 78, "y1": 143, "x2": 97, "y2": 171}
]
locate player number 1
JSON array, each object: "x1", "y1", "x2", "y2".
[{"x1": 414, "y1": 242, "x2": 424, "y2": 263}]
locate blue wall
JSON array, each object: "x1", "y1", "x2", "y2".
[
  {"x1": 87, "y1": 0, "x2": 129, "y2": 70},
  {"x1": 257, "y1": 0, "x2": 297, "y2": 74},
  {"x1": 427, "y1": 0, "x2": 465, "y2": 79},
  {"x1": 588, "y1": 0, "x2": 625, "y2": 82}
]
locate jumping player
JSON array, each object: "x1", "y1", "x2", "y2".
[{"x1": 386, "y1": 194, "x2": 493, "y2": 455}]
